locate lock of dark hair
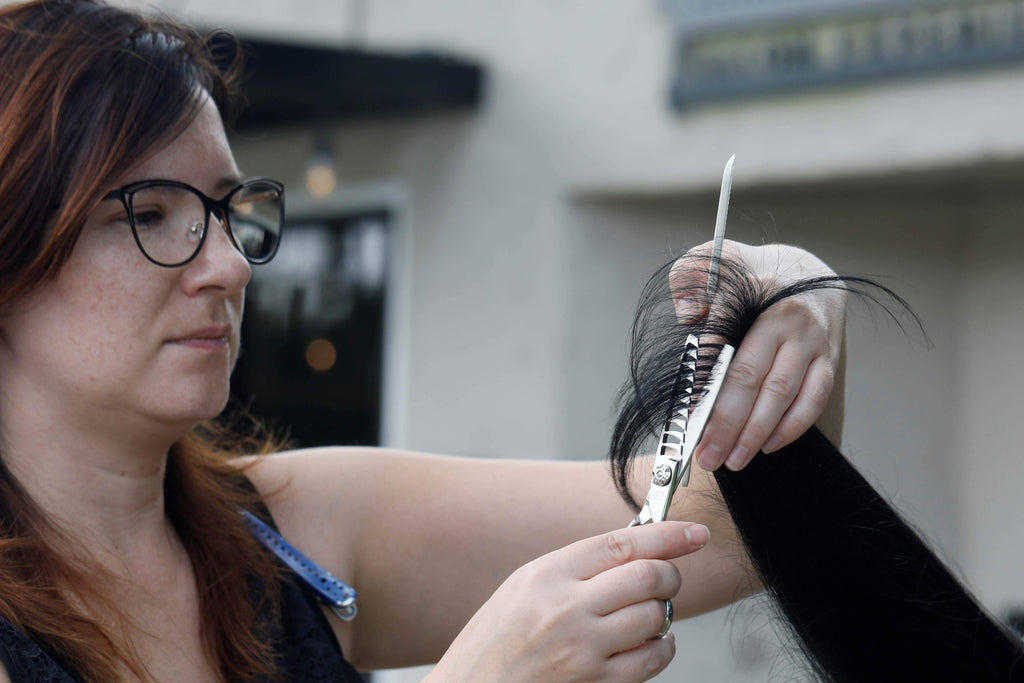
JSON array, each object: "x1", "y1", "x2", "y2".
[{"x1": 610, "y1": 251, "x2": 1024, "y2": 681}]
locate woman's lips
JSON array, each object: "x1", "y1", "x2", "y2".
[{"x1": 167, "y1": 325, "x2": 231, "y2": 350}]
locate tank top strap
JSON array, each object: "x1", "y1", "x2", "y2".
[{"x1": 0, "y1": 615, "x2": 80, "y2": 682}]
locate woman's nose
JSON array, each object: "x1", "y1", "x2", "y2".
[{"x1": 181, "y1": 213, "x2": 252, "y2": 295}]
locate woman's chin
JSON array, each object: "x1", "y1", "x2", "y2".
[{"x1": 145, "y1": 389, "x2": 231, "y2": 435}]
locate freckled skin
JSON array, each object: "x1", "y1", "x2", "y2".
[{"x1": 0, "y1": 94, "x2": 252, "y2": 449}]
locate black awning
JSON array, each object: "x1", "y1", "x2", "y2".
[{"x1": 231, "y1": 38, "x2": 485, "y2": 130}]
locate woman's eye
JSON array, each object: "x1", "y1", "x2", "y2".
[{"x1": 132, "y1": 208, "x2": 166, "y2": 229}]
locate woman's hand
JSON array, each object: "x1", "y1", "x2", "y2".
[
  {"x1": 426, "y1": 521, "x2": 709, "y2": 683},
  {"x1": 673, "y1": 240, "x2": 847, "y2": 472}
]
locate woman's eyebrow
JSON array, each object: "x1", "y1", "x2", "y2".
[{"x1": 215, "y1": 174, "x2": 245, "y2": 192}]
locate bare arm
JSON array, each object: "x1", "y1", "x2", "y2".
[
  {"x1": 247, "y1": 448, "x2": 742, "y2": 671},
  {"x1": 246, "y1": 241, "x2": 848, "y2": 674}
]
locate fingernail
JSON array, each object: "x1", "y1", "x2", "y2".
[
  {"x1": 697, "y1": 443, "x2": 722, "y2": 470},
  {"x1": 724, "y1": 446, "x2": 748, "y2": 471},
  {"x1": 685, "y1": 524, "x2": 709, "y2": 547},
  {"x1": 762, "y1": 435, "x2": 781, "y2": 454}
]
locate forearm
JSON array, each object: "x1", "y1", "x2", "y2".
[{"x1": 344, "y1": 452, "x2": 750, "y2": 669}]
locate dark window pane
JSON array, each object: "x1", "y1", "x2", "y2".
[{"x1": 232, "y1": 211, "x2": 391, "y2": 448}]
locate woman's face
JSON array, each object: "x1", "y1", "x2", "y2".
[{"x1": 0, "y1": 94, "x2": 252, "y2": 442}]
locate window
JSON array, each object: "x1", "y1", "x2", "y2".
[{"x1": 232, "y1": 210, "x2": 392, "y2": 448}]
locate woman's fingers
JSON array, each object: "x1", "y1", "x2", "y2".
[
  {"x1": 763, "y1": 355, "x2": 837, "y2": 453},
  {"x1": 605, "y1": 631, "x2": 677, "y2": 681},
  {"x1": 722, "y1": 340, "x2": 814, "y2": 470},
  {"x1": 561, "y1": 521, "x2": 708, "y2": 581},
  {"x1": 694, "y1": 321, "x2": 788, "y2": 471},
  {"x1": 436, "y1": 523, "x2": 705, "y2": 682},
  {"x1": 566, "y1": 526, "x2": 693, "y2": 660},
  {"x1": 586, "y1": 558, "x2": 682, "y2": 615},
  {"x1": 596, "y1": 600, "x2": 678, "y2": 659},
  {"x1": 686, "y1": 285, "x2": 841, "y2": 471},
  {"x1": 697, "y1": 334, "x2": 827, "y2": 471}
]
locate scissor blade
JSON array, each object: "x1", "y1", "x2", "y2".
[
  {"x1": 679, "y1": 344, "x2": 735, "y2": 467},
  {"x1": 629, "y1": 335, "x2": 699, "y2": 527},
  {"x1": 657, "y1": 337, "x2": 699, "y2": 458},
  {"x1": 628, "y1": 344, "x2": 736, "y2": 527}
]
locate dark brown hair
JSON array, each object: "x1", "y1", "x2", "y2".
[{"x1": 0, "y1": 1, "x2": 283, "y2": 680}]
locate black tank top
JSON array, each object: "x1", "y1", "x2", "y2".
[{"x1": 0, "y1": 531, "x2": 364, "y2": 682}]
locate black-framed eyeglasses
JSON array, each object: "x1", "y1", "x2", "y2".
[{"x1": 103, "y1": 177, "x2": 285, "y2": 267}]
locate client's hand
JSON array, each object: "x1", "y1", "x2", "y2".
[
  {"x1": 427, "y1": 521, "x2": 708, "y2": 683},
  {"x1": 673, "y1": 240, "x2": 847, "y2": 472}
]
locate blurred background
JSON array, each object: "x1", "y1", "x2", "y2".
[{"x1": 90, "y1": 0, "x2": 1024, "y2": 679}]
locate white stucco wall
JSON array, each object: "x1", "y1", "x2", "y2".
[{"x1": 958, "y1": 203, "x2": 1024, "y2": 611}]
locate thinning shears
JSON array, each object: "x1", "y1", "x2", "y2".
[{"x1": 629, "y1": 155, "x2": 737, "y2": 527}]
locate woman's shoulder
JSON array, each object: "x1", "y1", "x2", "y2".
[{"x1": 238, "y1": 445, "x2": 385, "y2": 520}]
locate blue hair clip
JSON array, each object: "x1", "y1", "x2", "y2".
[{"x1": 242, "y1": 509, "x2": 358, "y2": 621}]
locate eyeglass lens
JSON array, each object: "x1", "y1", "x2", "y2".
[
  {"x1": 128, "y1": 182, "x2": 282, "y2": 265},
  {"x1": 229, "y1": 183, "x2": 283, "y2": 263}
]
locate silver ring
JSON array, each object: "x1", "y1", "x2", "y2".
[{"x1": 658, "y1": 599, "x2": 674, "y2": 638}]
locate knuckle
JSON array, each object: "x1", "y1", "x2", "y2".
[
  {"x1": 817, "y1": 362, "x2": 837, "y2": 391},
  {"x1": 771, "y1": 297, "x2": 806, "y2": 318},
  {"x1": 508, "y1": 558, "x2": 556, "y2": 593},
  {"x1": 629, "y1": 560, "x2": 663, "y2": 593},
  {"x1": 762, "y1": 373, "x2": 797, "y2": 401},
  {"x1": 706, "y1": 403, "x2": 743, "y2": 437},
  {"x1": 710, "y1": 405, "x2": 742, "y2": 431},
  {"x1": 666, "y1": 566, "x2": 682, "y2": 595},
  {"x1": 808, "y1": 378, "x2": 833, "y2": 408},
  {"x1": 603, "y1": 530, "x2": 638, "y2": 565},
  {"x1": 644, "y1": 598, "x2": 666, "y2": 626},
  {"x1": 727, "y1": 359, "x2": 761, "y2": 390},
  {"x1": 780, "y1": 414, "x2": 813, "y2": 440},
  {"x1": 740, "y1": 422, "x2": 772, "y2": 447},
  {"x1": 670, "y1": 248, "x2": 712, "y2": 290},
  {"x1": 680, "y1": 240, "x2": 714, "y2": 260},
  {"x1": 801, "y1": 362, "x2": 835, "y2": 409}
]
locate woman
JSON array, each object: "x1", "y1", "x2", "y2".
[{"x1": 0, "y1": 1, "x2": 847, "y2": 681}]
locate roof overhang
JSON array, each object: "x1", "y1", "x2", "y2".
[{"x1": 231, "y1": 38, "x2": 485, "y2": 130}]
